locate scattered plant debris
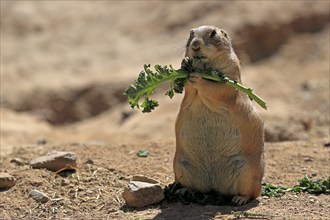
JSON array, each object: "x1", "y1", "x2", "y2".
[
  {"x1": 262, "y1": 175, "x2": 330, "y2": 197},
  {"x1": 231, "y1": 211, "x2": 273, "y2": 219},
  {"x1": 164, "y1": 175, "x2": 330, "y2": 206},
  {"x1": 164, "y1": 182, "x2": 233, "y2": 206}
]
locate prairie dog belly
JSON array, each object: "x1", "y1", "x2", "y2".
[{"x1": 178, "y1": 98, "x2": 244, "y2": 193}]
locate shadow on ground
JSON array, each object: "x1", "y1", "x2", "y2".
[{"x1": 121, "y1": 199, "x2": 259, "y2": 220}]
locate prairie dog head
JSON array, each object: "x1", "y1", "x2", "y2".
[{"x1": 185, "y1": 25, "x2": 238, "y2": 72}]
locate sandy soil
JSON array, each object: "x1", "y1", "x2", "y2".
[
  {"x1": 1, "y1": 1, "x2": 329, "y2": 219},
  {"x1": 1, "y1": 140, "x2": 329, "y2": 219}
]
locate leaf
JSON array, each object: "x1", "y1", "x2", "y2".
[
  {"x1": 262, "y1": 182, "x2": 287, "y2": 197},
  {"x1": 136, "y1": 150, "x2": 149, "y2": 157},
  {"x1": 165, "y1": 82, "x2": 174, "y2": 99},
  {"x1": 123, "y1": 64, "x2": 187, "y2": 113},
  {"x1": 141, "y1": 97, "x2": 158, "y2": 113},
  {"x1": 173, "y1": 77, "x2": 186, "y2": 93}
]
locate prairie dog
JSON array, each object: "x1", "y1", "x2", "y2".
[{"x1": 174, "y1": 25, "x2": 264, "y2": 205}]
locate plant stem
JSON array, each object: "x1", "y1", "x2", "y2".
[{"x1": 175, "y1": 69, "x2": 268, "y2": 110}]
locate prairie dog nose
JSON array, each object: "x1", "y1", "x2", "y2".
[{"x1": 191, "y1": 39, "x2": 202, "y2": 51}]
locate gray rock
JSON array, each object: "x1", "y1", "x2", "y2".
[
  {"x1": 0, "y1": 173, "x2": 16, "y2": 188},
  {"x1": 122, "y1": 181, "x2": 164, "y2": 208},
  {"x1": 30, "y1": 151, "x2": 77, "y2": 172},
  {"x1": 36, "y1": 137, "x2": 47, "y2": 145},
  {"x1": 29, "y1": 189, "x2": 49, "y2": 203}
]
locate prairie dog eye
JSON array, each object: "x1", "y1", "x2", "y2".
[{"x1": 210, "y1": 30, "x2": 217, "y2": 38}]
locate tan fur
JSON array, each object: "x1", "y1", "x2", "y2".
[{"x1": 174, "y1": 26, "x2": 264, "y2": 205}]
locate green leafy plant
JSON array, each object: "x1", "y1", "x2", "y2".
[
  {"x1": 261, "y1": 182, "x2": 288, "y2": 197},
  {"x1": 287, "y1": 175, "x2": 330, "y2": 194},
  {"x1": 124, "y1": 64, "x2": 267, "y2": 113},
  {"x1": 262, "y1": 175, "x2": 330, "y2": 197}
]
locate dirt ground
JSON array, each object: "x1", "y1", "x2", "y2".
[
  {"x1": 1, "y1": 1, "x2": 329, "y2": 219},
  {"x1": 0, "y1": 140, "x2": 329, "y2": 219}
]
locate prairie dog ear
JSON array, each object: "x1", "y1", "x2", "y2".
[{"x1": 220, "y1": 29, "x2": 230, "y2": 40}]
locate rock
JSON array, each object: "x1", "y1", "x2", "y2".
[
  {"x1": 29, "y1": 189, "x2": 49, "y2": 203},
  {"x1": 61, "y1": 179, "x2": 70, "y2": 186},
  {"x1": 132, "y1": 175, "x2": 158, "y2": 184},
  {"x1": 31, "y1": 181, "x2": 43, "y2": 187},
  {"x1": 36, "y1": 137, "x2": 47, "y2": 145},
  {"x1": 304, "y1": 157, "x2": 313, "y2": 162},
  {"x1": 122, "y1": 181, "x2": 164, "y2": 208},
  {"x1": 84, "y1": 159, "x2": 94, "y2": 164},
  {"x1": 0, "y1": 173, "x2": 16, "y2": 188},
  {"x1": 30, "y1": 151, "x2": 77, "y2": 172},
  {"x1": 10, "y1": 158, "x2": 25, "y2": 166}
]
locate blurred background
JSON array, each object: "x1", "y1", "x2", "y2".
[{"x1": 1, "y1": 1, "x2": 329, "y2": 151}]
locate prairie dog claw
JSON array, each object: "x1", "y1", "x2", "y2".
[
  {"x1": 232, "y1": 195, "x2": 251, "y2": 206},
  {"x1": 181, "y1": 57, "x2": 192, "y2": 71}
]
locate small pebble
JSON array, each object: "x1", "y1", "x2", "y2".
[
  {"x1": 29, "y1": 189, "x2": 49, "y2": 203},
  {"x1": 84, "y1": 159, "x2": 94, "y2": 165},
  {"x1": 324, "y1": 142, "x2": 330, "y2": 147},
  {"x1": 304, "y1": 157, "x2": 313, "y2": 162},
  {"x1": 37, "y1": 137, "x2": 47, "y2": 145},
  {"x1": 308, "y1": 195, "x2": 317, "y2": 200},
  {"x1": 30, "y1": 181, "x2": 43, "y2": 187},
  {"x1": 86, "y1": 190, "x2": 93, "y2": 194},
  {"x1": 10, "y1": 158, "x2": 25, "y2": 166},
  {"x1": 76, "y1": 187, "x2": 84, "y2": 192},
  {"x1": 61, "y1": 179, "x2": 70, "y2": 186},
  {"x1": 0, "y1": 173, "x2": 16, "y2": 189}
]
